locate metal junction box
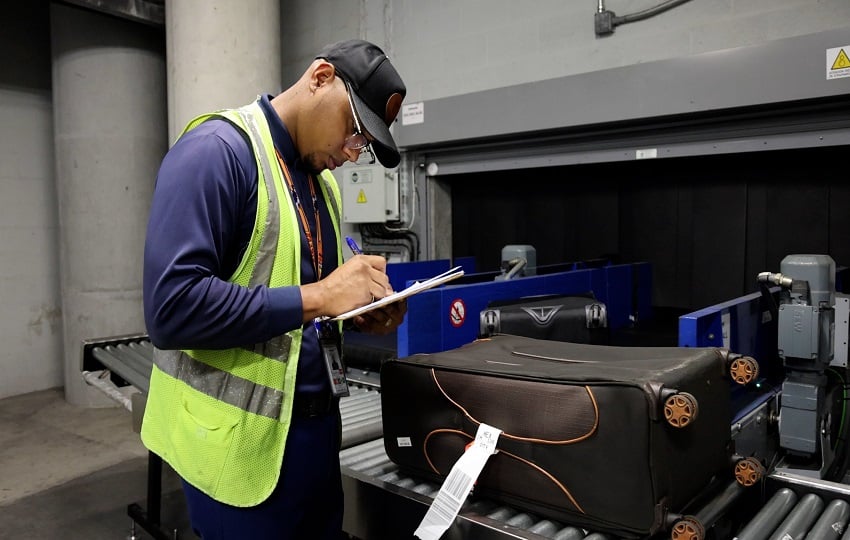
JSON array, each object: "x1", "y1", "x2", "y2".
[{"x1": 340, "y1": 164, "x2": 399, "y2": 223}]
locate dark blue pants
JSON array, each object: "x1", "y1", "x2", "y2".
[{"x1": 181, "y1": 411, "x2": 344, "y2": 540}]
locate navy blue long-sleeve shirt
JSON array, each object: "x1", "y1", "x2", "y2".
[{"x1": 143, "y1": 95, "x2": 338, "y2": 393}]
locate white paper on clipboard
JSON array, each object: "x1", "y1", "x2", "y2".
[{"x1": 331, "y1": 266, "x2": 465, "y2": 321}]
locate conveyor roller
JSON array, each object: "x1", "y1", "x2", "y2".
[{"x1": 81, "y1": 334, "x2": 850, "y2": 540}]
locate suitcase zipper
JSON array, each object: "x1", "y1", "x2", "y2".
[{"x1": 511, "y1": 350, "x2": 599, "y2": 363}]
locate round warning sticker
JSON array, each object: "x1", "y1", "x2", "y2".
[{"x1": 449, "y1": 299, "x2": 466, "y2": 327}]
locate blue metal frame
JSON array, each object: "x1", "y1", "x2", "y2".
[
  {"x1": 385, "y1": 259, "x2": 452, "y2": 293},
  {"x1": 678, "y1": 288, "x2": 778, "y2": 364},
  {"x1": 678, "y1": 288, "x2": 782, "y2": 419},
  {"x1": 385, "y1": 258, "x2": 480, "y2": 292},
  {"x1": 396, "y1": 262, "x2": 652, "y2": 357}
]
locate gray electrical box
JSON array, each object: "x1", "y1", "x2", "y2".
[{"x1": 340, "y1": 164, "x2": 399, "y2": 223}]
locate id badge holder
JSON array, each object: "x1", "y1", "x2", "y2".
[{"x1": 316, "y1": 319, "x2": 349, "y2": 397}]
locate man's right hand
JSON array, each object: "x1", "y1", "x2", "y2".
[{"x1": 300, "y1": 254, "x2": 393, "y2": 322}]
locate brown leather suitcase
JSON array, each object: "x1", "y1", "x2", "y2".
[{"x1": 380, "y1": 334, "x2": 734, "y2": 537}]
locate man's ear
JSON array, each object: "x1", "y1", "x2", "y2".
[{"x1": 312, "y1": 61, "x2": 336, "y2": 90}]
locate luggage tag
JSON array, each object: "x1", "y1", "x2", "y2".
[
  {"x1": 414, "y1": 423, "x2": 502, "y2": 540},
  {"x1": 315, "y1": 319, "x2": 350, "y2": 397}
]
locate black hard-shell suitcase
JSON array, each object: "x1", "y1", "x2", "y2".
[
  {"x1": 479, "y1": 293, "x2": 609, "y2": 344},
  {"x1": 381, "y1": 334, "x2": 734, "y2": 537}
]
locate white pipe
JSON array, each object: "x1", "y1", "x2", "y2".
[{"x1": 81, "y1": 370, "x2": 133, "y2": 411}]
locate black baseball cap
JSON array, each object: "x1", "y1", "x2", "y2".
[{"x1": 316, "y1": 39, "x2": 406, "y2": 168}]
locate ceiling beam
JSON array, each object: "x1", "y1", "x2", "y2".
[{"x1": 58, "y1": 0, "x2": 164, "y2": 27}]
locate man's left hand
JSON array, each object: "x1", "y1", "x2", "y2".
[{"x1": 353, "y1": 299, "x2": 407, "y2": 335}]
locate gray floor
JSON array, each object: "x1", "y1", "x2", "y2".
[{"x1": 0, "y1": 387, "x2": 192, "y2": 540}]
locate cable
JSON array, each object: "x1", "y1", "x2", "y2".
[
  {"x1": 826, "y1": 368, "x2": 847, "y2": 452},
  {"x1": 596, "y1": 0, "x2": 695, "y2": 35},
  {"x1": 360, "y1": 222, "x2": 420, "y2": 261},
  {"x1": 374, "y1": 167, "x2": 420, "y2": 259},
  {"x1": 613, "y1": 0, "x2": 693, "y2": 25},
  {"x1": 384, "y1": 177, "x2": 417, "y2": 232},
  {"x1": 826, "y1": 367, "x2": 849, "y2": 482},
  {"x1": 827, "y1": 368, "x2": 847, "y2": 453}
]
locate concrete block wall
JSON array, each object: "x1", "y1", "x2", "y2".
[
  {"x1": 0, "y1": 87, "x2": 63, "y2": 399},
  {"x1": 0, "y1": 2, "x2": 62, "y2": 400}
]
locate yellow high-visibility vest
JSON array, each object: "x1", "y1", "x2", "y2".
[{"x1": 141, "y1": 99, "x2": 342, "y2": 506}]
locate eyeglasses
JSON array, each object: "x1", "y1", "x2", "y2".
[{"x1": 343, "y1": 82, "x2": 376, "y2": 165}]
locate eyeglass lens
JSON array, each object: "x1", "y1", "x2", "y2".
[{"x1": 344, "y1": 81, "x2": 376, "y2": 164}]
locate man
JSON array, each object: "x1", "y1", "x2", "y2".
[{"x1": 141, "y1": 39, "x2": 407, "y2": 539}]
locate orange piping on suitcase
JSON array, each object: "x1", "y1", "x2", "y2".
[
  {"x1": 429, "y1": 368, "x2": 600, "y2": 444},
  {"x1": 422, "y1": 428, "x2": 585, "y2": 514}
]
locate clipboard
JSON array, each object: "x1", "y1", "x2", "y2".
[{"x1": 331, "y1": 266, "x2": 465, "y2": 321}]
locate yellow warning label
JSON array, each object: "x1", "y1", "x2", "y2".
[
  {"x1": 827, "y1": 46, "x2": 850, "y2": 80},
  {"x1": 357, "y1": 189, "x2": 367, "y2": 203},
  {"x1": 832, "y1": 48, "x2": 850, "y2": 70}
]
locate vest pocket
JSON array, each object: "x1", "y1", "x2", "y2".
[{"x1": 170, "y1": 392, "x2": 239, "y2": 495}]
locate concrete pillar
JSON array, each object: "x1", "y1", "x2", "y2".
[
  {"x1": 50, "y1": 3, "x2": 167, "y2": 406},
  {"x1": 165, "y1": 0, "x2": 281, "y2": 142}
]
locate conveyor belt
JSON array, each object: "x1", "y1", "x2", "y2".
[
  {"x1": 81, "y1": 334, "x2": 850, "y2": 540},
  {"x1": 81, "y1": 334, "x2": 386, "y2": 451},
  {"x1": 340, "y1": 437, "x2": 626, "y2": 540},
  {"x1": 81, "y1": 335, "x2": 630, "y2": 539},
  {"x1": 82, "y1": 334, "x2": 154, "y2": 393},
  {"x1": 734, "y1": 472, "x2": 850, "y2": 540}
]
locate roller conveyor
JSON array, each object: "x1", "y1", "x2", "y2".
[
  {"x1": 81, "y1": 335, "x2": 850, "y2": 540},
  {"x1": 340, "y1": 436, "x2": 629, "y2": 540},
  {"x1": 81, "y1": 335, "x2": 636, "y2": 539},
  {"x1": 731, "y1": 473, "x2": 850, "y2": 540},
  {"x1": 82, "y1": 334, "x2": 388, "y2": 452}
]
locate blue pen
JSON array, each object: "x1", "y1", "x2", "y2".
[{"x1": 345, "y1": 235, "x2": 363, "y2": 255}]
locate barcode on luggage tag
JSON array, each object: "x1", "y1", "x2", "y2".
[
  {"x1": 415, "y1": 466, "x2": 475, "y2": 539},
  {"x1": 397, "y1": 437, "x2": 412, "y2": 447},
  {"x1": 414, "y1": 424, "x2": 502, "y2": 540},
  {"x1": 444, "y1": 469, "x2": 473, "y2": 499},
  {"x1": 428, "y1": 470, "x2": 472, "y2": 520}
]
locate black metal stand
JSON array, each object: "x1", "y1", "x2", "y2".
[{"x1": 127, "y1": 451, "x2": 175, "y2": 540}]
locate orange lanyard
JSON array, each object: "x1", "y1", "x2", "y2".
[{"x1": 275, "y1": 150, "x2": 323, "y2": 280}]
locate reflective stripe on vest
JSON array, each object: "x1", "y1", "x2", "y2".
[
  {"x1": 154, "y1": 348, "x2": 284, "y2": 419},
  {"x1": 238, "y1": 106, "x2": 281, "y2": 288}
]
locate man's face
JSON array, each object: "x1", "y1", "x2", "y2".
[{"x1": 300, "y1": 76, "x2": 370, "y2": 174}]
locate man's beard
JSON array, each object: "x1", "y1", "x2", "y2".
[{"x1": 301, "y1": 153, "x2": 324, "y2": 174}]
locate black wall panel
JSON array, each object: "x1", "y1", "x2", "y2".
[
  {"x1": 689, "y1": 183, "x2": 748, "y2": 310},
  {"x1": 451, "y1": 145, "x2": 848, "y2": 312}
]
